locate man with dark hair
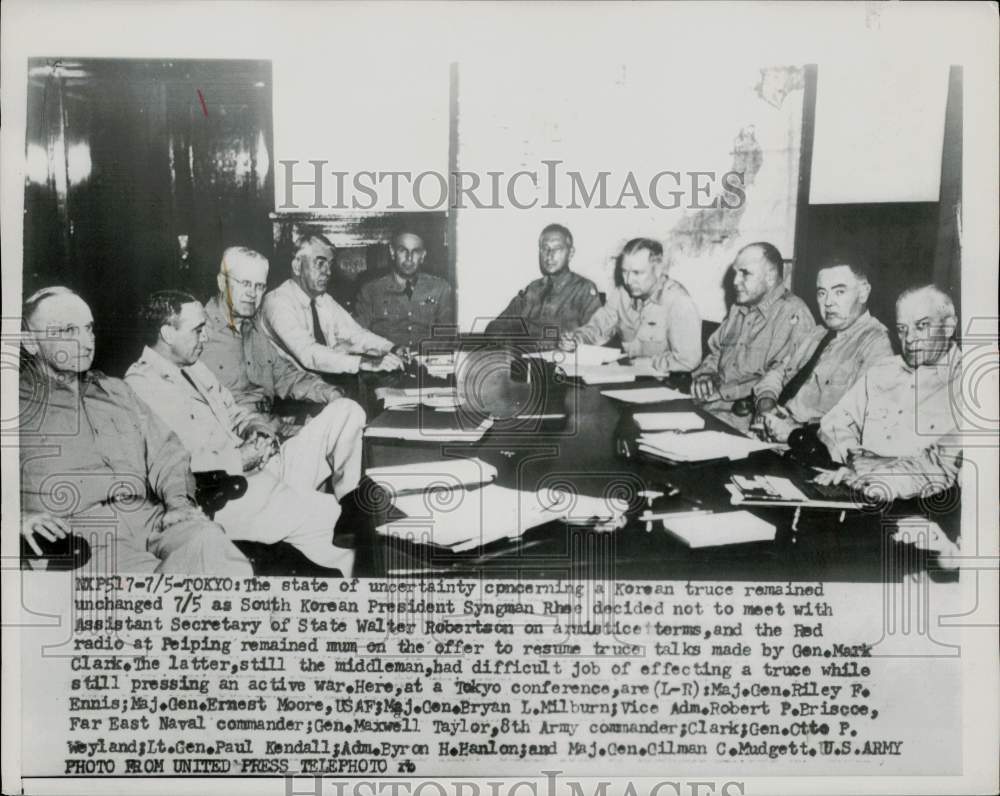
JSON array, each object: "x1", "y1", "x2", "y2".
[
  {"x1": 19, "y1": 287, "x2": 251, "y2": 574},
  {"x1": 486, "y1": 223, "x2": 602, "y2": 338},
  {"x1": 353, "y1": 229, "x2": 454, "y2": 350},
  {"x1": 560, "y1": 237, "x2": 701, "y2": 372},
  {"x1": 691, "y1": 241, "x2": 815, "y2": 431},
  {"x1": 126, "y1": 290, "x2": 362, "y2": 574},
  {"x1": 261, "y1": 232, "x2": 404, "y2": 376},
  {"x1": 754, "y1": 255, "x2": 893, "y2": 441},
  {"x1": 815, "y1": 285, "x2": 961, "y2": 501}
]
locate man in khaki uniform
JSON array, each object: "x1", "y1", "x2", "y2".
[
  {"x1": 755, "y1": 257, "x2": 893, "y2": 442},
  {"x1": 560, "y1": 237, "x2": 702, "y2": 372},
  {"x1": 126, "y1": 291, "x2": 361, "y2": 574},
  {"x1": 816, "y1": 285, "x2": 962, "y2": 501},
  {"x1": 486, "y1": 223, "x2": 602, "y2": 339},
  {"x1": 201, "y1": 246, "x2": 346, "y2": 412},
  {"x1": 354, "y1": 229, "x2": 454, "y2": 351},
  {"x1": 691, "y1": 242, "x2": 815, "y2": 432}
]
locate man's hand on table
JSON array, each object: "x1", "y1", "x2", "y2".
[
  {"x1": 361, "y1": 352, "x2": 404, "y2": 372},
  {"x1": 558, "y1": 332, "x2": 579, "y2": 352},
  {"x1": 691, "y1": 373, "x2": 721, "y2": 402}
]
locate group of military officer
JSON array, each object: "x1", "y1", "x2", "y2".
[{"x1": 19, "y1": 222, "x2": 962, "y2": 574}]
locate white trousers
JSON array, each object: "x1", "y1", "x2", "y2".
[{"x1": 215, "y1": 398, "x2": 365, "y2": 572}]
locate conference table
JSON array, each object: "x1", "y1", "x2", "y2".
[{"x1": 353, "y1": 341, "x2": 958, "y2": 583}]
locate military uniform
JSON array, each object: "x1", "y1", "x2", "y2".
[
  {"x1": 693, "y1": 284, "x2": 815, "y2": 431},
  {"x1": 486, "y1": 269, "x2": 602, "y2": 338},
  {"x1": 19, "y1": 366, "x2": 251, "y2": 574},
  {"x1": 819, "y1": 347, "x2": 962, "y2": 500},
  {"x1": 354, "y1": 272, "x2": 455, "y2": 349},
  {"x1": 200, "y1": 296, "x2": 339, "y2": 413},
  {"x1": 754, "y1": 310, "x2": 893, "y2": 424},
  {"x1": 572, "y1": 276, "x2": 702, "y2": 371},
  {"x1": 125, "y1": 346, "x2": 362, "y2": 572}
]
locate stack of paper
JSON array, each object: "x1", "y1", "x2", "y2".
[
  {"x1": 378, "y1": 485, "x2": 628, "y2": 552},
  {"x1": 366, "y1": 457, "x2": 498, "y2": 497},
  {"x1": 632, "y1": 412, "x2": 706, "y2": 432},
  {"x1": 558, "y1": 362, "x2": 637, "y2": 384},
  {"x1": 638, "y1": 430, "x2": 775, "y2": 462},
  {"x1": 364, "y1": 416, "x2": 494, "y2": 442},
  {"x1": 601, "y1": 386, "x2": 687, "y2": 403},
  {"x1": 414, "y1": 353, "x2": 455, "y2": 379},
  {"x1": 525, "y1": 344, "x2": 622, "y2": 366},
  {"x1": 661, "y1": 510, "x2": 775, "y2": 548},
  {"x1": 376, "y1": 386, "x2": 460, "y2": 410}
]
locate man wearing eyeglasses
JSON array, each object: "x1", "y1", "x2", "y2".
[
  {"x1": 485, "y1": 223, "x2": 602, "y2": 339},
  {"x1": 202, "y1": 246, "x2": 346, "y2": 413}
]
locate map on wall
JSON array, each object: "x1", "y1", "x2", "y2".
[{"x1": 456, "y1": 62, "x2": 806, "y2": 325}]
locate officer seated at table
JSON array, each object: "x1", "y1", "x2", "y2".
[
  {"x1": 353, "y1": 228, "x2": 454, "y2": 352},
  {"x1": 754, "y1": 255, "x2": 893, "y2": 442},
  {"x1": 485, "y1": 223, "x2": 602, "y2": 339},
  {"x1": 559, "y1": 237, "x2": 702, "y2": 373},
  {"x1": 815, "y1": 284, "x2": 962, "y2": 502},
  {"x1": 19, "y1": 287, "x2": 252, "y2": 574},
  {"x1": 201, "y1": 246, "x2": 348, "y2": 415},
  {"x1": 690, "y1": 242, "x2": 815, "y2": 432},
  {"x1": 260, "y1": 231, "x2": 405, "y2": 377},
  {"x1": 126, "y1": 290, "x2": 362, "y2": 574}
]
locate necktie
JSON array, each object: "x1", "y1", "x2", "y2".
[
  {"x1": 404, "y1": 280, "x2": 415, "y2": 300},
  {"x1": 310, "y1": 297, "x2": 328, "y2": 346},
  {"x1": 778, "y1": 329, "x2": 837, "y2": 405},
  {"x1": 540, "y1": 277, "x2": 553, "y2": 305},
  {"x1": 180, "y1": 368, "x2": 201, "y2": 397}
]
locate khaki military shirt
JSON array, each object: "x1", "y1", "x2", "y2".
[
  {"x1": 572, "y1": 276, "x2": 702, "y2": 371},
  {"x1": 20, "y1": 367, "x2": 197, "y2": 519},
  {"x1": 755, "y1": 310, "x2": 893, "y2": 423},
  {"x1": 354, "y1": 272, "x2": 455, "y2": 349},
  {"x1": 694, "y1": 284, "x2": 816, "y2": 401},
  {"x1": 200, "y1": 296, "x2": 337, "y2": 412},
  {"x1": 486, "y1": 269, "x2": 602, "y2": 338},
  {"x1": 819, "y1": 348, "x2": 962, "y2": 499}
]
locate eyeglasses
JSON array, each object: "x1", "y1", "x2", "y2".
[{"x1": 227, "y1": 276, "x2": 267, "y2": 293}]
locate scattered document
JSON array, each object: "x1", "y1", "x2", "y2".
[
  {"x1": 558, "y1": 363, "x2": 637, "y2": 384},
  {"x1": 726, "y1": 474, "x2": 871, "y2": 508},
  {"x1": 366, "y1": 457, "x2": 498, "y2": 497},
  {"x1": 638, "y1": 430, "x2": 775, "y2": 462},
  {"x1": 378, "y1": 485, "x2": 628, "y2": 551},
  {"x1": 376, "y1": 386, "x2": 460, "y2": 410},
  {"x1": 525, "y1": 344, "x2": 622, "y2": 366},
  {"x1": 414, "y1": 354, "x2": 455, "y2": 379},
  {"x1": 661, "y1": 510, "x2": 776, "y2": 548},
  {"x1": 632, "y1": 412, "x2": 706, "y2": 432},
  {"x1": 364, "y1": 416, "x2": 494, "y2": 442},
  {"x1": 601, "y1": 386, "x2": 687, "y2": 403}
]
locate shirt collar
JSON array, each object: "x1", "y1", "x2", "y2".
[
  {"x1": 897, "y1": 343, "x2": 960, "y2": 378},
  {"x1": 137, "y1": 345, "x2": 186, "y2": 381},
  {"x1": 738, "y1": 283, "x2": 787, "y2": 318},
  {"x1": 545, "y1": 268, "x2": 574, "y2": 291},
  {"x1": 830, "y1": 310, "x2": 875, "y2": 342},
  {"x1": 285, "y1": 278, "x2": 316, "y2": 307},
  {"x1": 390, "y1": 271, "x2": 421, "y2": 291},
  {"x1": 206, "y1": 294, "x2": 255, "y2": 334}
]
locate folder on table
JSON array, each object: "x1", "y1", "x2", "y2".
[
  {"x1": 366, "y1": 457, "x2": 498, "y2": 497},
  {"x1": 661, "y1": 510, "x2": 776, "y2": 548},
  {"x1": 364, "y1": 413, "x2": 494, "y2": 442},
  {"x1": 601, "y1": 386, "x2": 687, "y2": 403},
  {"x1": 632, "y1": 412, "x2": 706, "y2": 432},
  {"x1": 638, "y1": 430, "x2": 775, "y2": 463}
]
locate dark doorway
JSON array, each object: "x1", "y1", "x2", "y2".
[{"x1": 23, "y1": 58, "x2": 274, "y2": 376}]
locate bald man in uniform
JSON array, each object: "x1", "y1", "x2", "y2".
[{"x1": 486, "y1": 223, "x2": 602, "y2": 340}]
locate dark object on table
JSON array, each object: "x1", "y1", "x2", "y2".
[{"x1": 786, "y1": 423, "x2": 836, "y2": 469}]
